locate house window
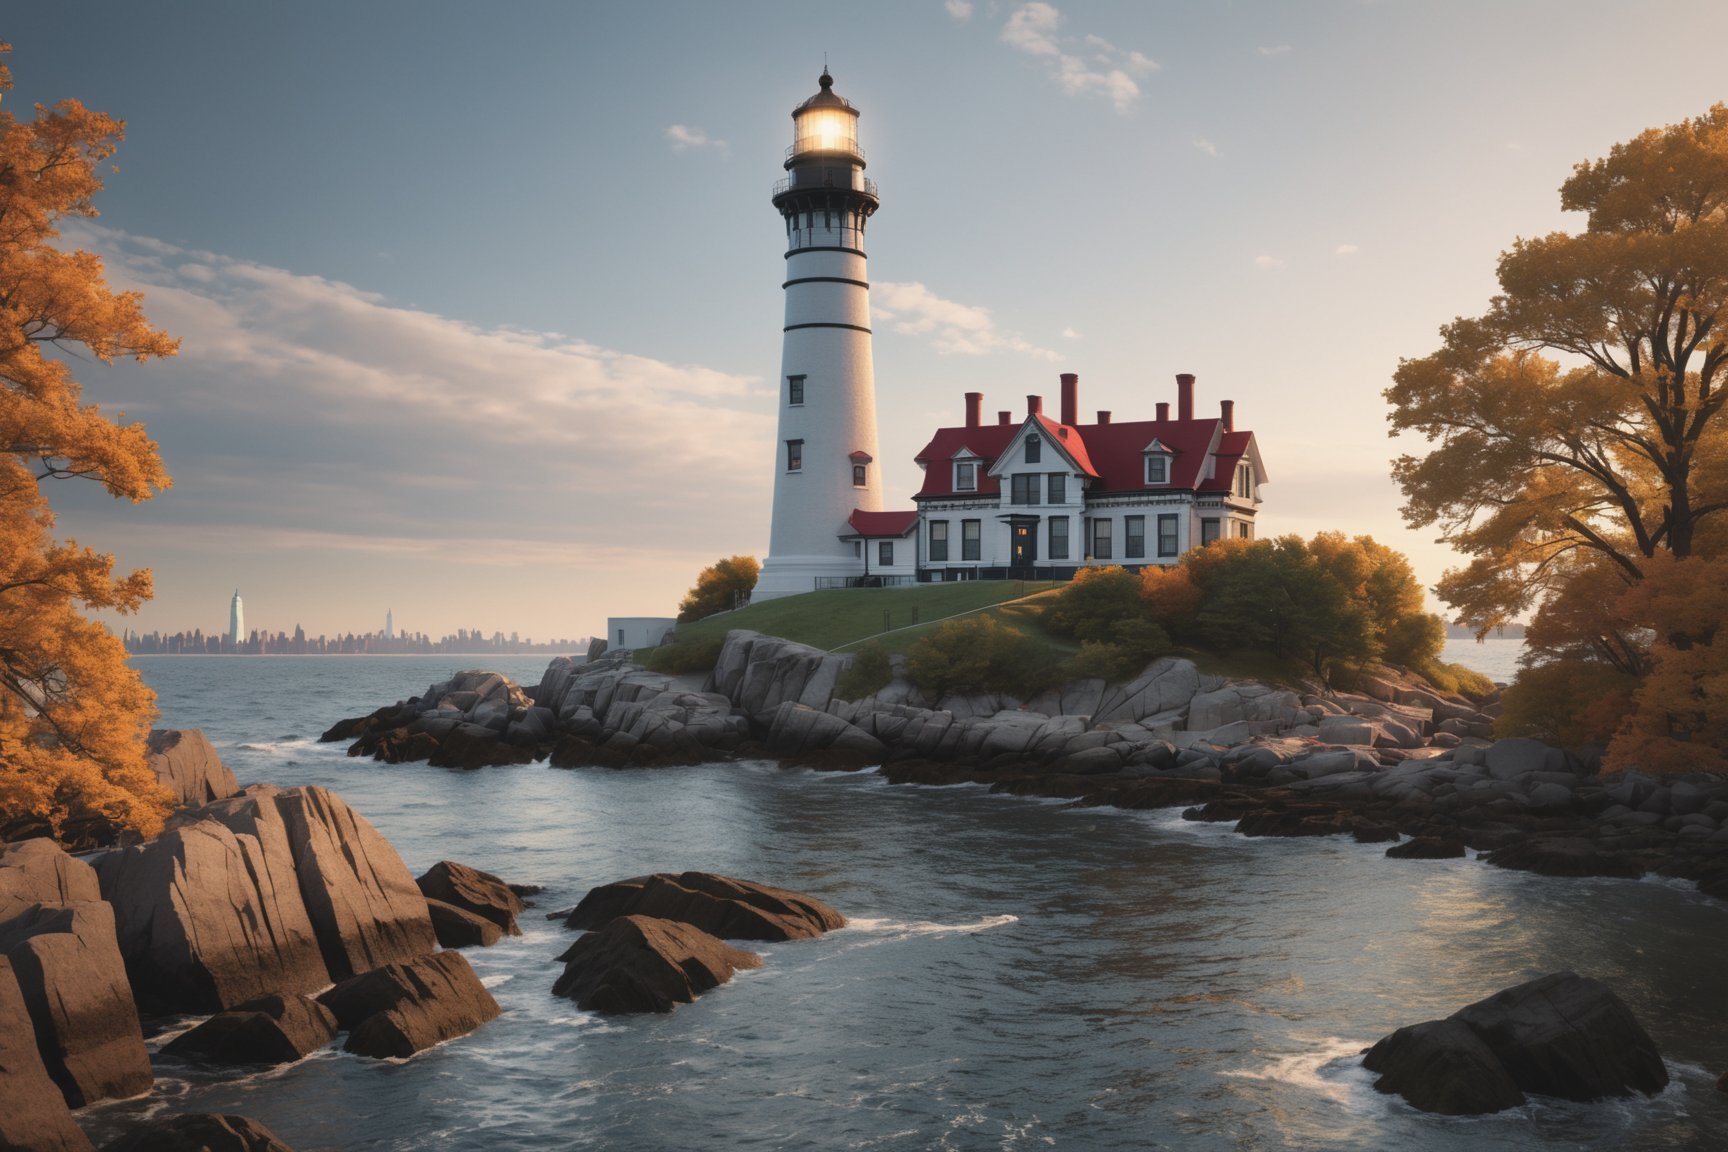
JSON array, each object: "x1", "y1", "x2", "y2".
[
  {"x1": 954, "y1": 461, "x2": 978, "y2": 491},
  {"x1": 617, "y1": 629, "x2": 625, "y2": 646},
  {"x1": 879, "y1": 541, "x2": 894, "y2": 567},
  {"x1": 1125, "y1": 515, "x2": 1146, "y2": 559},
  {"x1": 1236, "y1": 463, "x2": 1254, "y2": 498},
  {"x1": 1157, "y1": 514, "x2": 1179, "y2": 557},
  {"x1": 962, "y1": 519, "x2": 981, "y2": 561},
  {"x1": 1010, "y1": 474, "x2": 1041, "y2": 505},
  {"x1": 929, "y1": 520, "x2": 949, "y2": 562},
  {"x1": 788, "y1": 375, "x2": 805, "y2": 406},
  {"x1": 1047, "y1": 474, "x2": 1065, "y2": 504},
  {"x1": 1201, "y1": 517, "x2": 1221, "y2": 545},
  {"x1": 1049, "y1": 516, "x2": 1069, "y2": 560},
  {"x1": 1091, "y1": 519, "x2": 1112, "y2": 560},
  {"x1": 1238, "y1": 521, "x2": 1251, "y2": 539},
  {"x1": 1025, "y1": 434, "x2": 1041, "y2": 464},
  {"x1": 1145, "y1": 454, "x2": 1168, "y2": 484},
  {"x1": 853, "y1": 464, "x2": 867, "y2": 487},
  {"x1": 786, "y1": 439, "x2": 803, "y2": 471}
]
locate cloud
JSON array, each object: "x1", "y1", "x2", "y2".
[
  {"x1": 874, "y1": 280, "x2": 1060, "y2": 360},
  {"x1": 1257, "y1": 45, "x2": 1292, "y2": 57},
  {"x1": 945, "y1": 0, "x2": 974, "y2": 20},
  {"x1": 1335, "y1": 243, "x2": 1359, "y2": 256},
  {"x1": 1254, "y1": 255, "x2": 1286, "y2": 270},
  {"x1": 1061, "y1": 326, "x2": 1081, "y2": 340},
  {"x1": 665, "y1": 124, "x2": 727, "y2": 154},
  {"x1": 1193, "y1": 136, "x2": 1220, "y2": 158},
  {"x1": 57, "y1": 222, "x2": 771, "y2": 565},
  {"x1": 1001, "y1": 3, "x2": 1157, "y2": 114}
]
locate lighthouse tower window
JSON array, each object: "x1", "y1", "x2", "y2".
[
  {"x1": 853, "y1": 463, "x2": 867, "y2": 487},
  {"x1": 788, "y1": 375, "x2": 805, "y2": 406},
  {"x1": 786, "y1": 439, "x2": 803, "y2": 472}
]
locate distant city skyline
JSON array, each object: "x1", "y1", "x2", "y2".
[{"x1": 12, "y1": 3, "x2": 1728, "y2": 637}]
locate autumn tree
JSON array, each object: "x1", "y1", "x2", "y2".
[
  {"x1": 1386, "y1": 105, "x2": 1728, "y2": 636},
  {"x1": 0, "y1": 44, "x2": 179, "y2": 845},
  {"x1": 677, "y1": 555, "x2": 761, "y2": 623}
]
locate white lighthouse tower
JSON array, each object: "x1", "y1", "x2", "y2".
[{"x1": 753, "y1": 70, "x2": 884, "y2": 601}]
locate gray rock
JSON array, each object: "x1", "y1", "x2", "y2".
[
  {"x1": 318, "y1": 950, "x2": 501, "y2": 1059},
  {"x1": 1486, "y1": 737, "x2": 1564, "y2": 781},
  {"x1": 145, "y1": 729, "x2": 241, "y2": 807},
  {"x1": 0, "y1": 901, "x2": 151, "y2": 1107},
  {"x1": 0, "y1": 839, "x2": 101, "y2": 923},
  {"x1": 0, "y1": 957, "x2": 94, "y2": 1151},
  {"x1": 1092, "y1": 658, "x2": 1204, "y2": 727},
  {"x1": 1363, "y1": 1017, "x2": 1526, "y2": 1115}
]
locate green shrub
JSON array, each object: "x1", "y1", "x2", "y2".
[
  {"x1": 1044, "y1": 566, "x2": 1145, "y2": 644},
  {"x1": 836, "y1": 641, "x2": 892, "y2": 700},
  {"x1": 904, "y1": 615, "x2": 1054, "y2": 699},
  {"x1": 1411, "y1": 657, "x2": 1496, "y2": 699},
  {"x1": 643, "y1": 635, "x2": 724, "y2": 675},
  {"x1": 1495, "y1": 660, "x2": 1638, "y2": 748}
]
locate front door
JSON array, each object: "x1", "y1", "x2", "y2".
[{"x1": 1011, "y1": 522, "x2": 1037, "y2": 567}]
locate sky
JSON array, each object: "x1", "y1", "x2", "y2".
[{"x1": 9, "y1": 1, "x2": 1728, "y2": 643}]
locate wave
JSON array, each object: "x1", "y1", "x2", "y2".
[{"x1": 842, "y1": 913, "x2": 1019, "y2": 938}]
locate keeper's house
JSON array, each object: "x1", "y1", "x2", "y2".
[{"x1": 853, "y1": 371, "x2": 1266, "y2": 582}]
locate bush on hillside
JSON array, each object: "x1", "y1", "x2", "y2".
[
  {"x1": 904, "y1": 615, "x2": 1053, "y2": 700},
  {"x1": 835, "y1": 641, "x2": 892, "y2": 701},
  {"x1": 1495, "y1": 660, "x2": 1638, "y2": 749}
]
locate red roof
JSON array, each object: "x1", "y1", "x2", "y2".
[
  {"x1": 845, "y1": 509, "x2": 920, "y2": 537},
  {"x1": 912, "y1": 412, "x2": 1250, "y2": 499}
]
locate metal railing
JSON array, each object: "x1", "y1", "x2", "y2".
[
  {"x1": 772, "y1": 176, "x2": 878, "y2": 199},
  {"x1": 813, "y1": 574, "x2": 917, "y2": 590}
]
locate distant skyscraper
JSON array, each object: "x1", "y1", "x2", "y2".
[
  {"x1": 386, "y1": 608, "x2": 395, "y2": 639},
  {"x1": 228, "y1": 590, "x2": 244, "y2": 649}
]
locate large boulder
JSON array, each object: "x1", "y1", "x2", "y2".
[
  {"x1": 552, "y1": 914, "x2": 761, "y2": 1014},
  {"x1": 96, "y1": 785, "x2": 435, "y2": 1014},
  {"x1": 564, "y1": 872, "x2": 845, "y2": 941},
  {"x1": 0, "y1": 901, "x2": 152, "y2": 1107},
  {"x1": 161, "y1": 993, "x2": 337, "y2": 1067},
  {"x1": 424, "y1": 899, "x2": 503, "y2": 949},
  {"x1": 415, "y1": 861, "x2": 523, "y2": 936},
  {"x1": 317, "y1": 950, "x2": 500, "y2": 1060},
  {"x1": 0, "y1": 839, "x2": 102, "y2": 921},
  {"x1": 0, "y1": 957, "x2": 95, "y2": 1152},
  {"x1": 1362, "y1": 1019, "x2": 1527, "y2": 1115},
  {"x1": 101, "y1": 1114, "x2": 295, "y2": 1152},
  {"x1": 1452, "y1": 972, "x2": 1669, "y2": 1101},
  {"x1": 1363, "y1": 972, "x2": 1668, "y2": 1114},
  {"x1": 145, "y1": 729, "x2": 241, "y2": 807}
]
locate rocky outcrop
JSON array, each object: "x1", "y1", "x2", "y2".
[
  {"x1": 317, "y1": 950, "x2": 500, "y2": 1059},
  {"x1": 552, "y1": 914, "x2": 762, "y2": 1014},
  {"x1": 161, "y1": 992, "x2": 337, "y2": 1067},
  {"x1": 0, "y1": 901, "x2": 151, "y2": 1107},
  {"x1": 101, "y1": 1114, "x2": 295, "y2": 1152},
  {"x1": 0, "y1": 957, "x2": 95, "y2": 1152},
  {"x1": 414, "y1": 861, "x2": 522, "y2": 937},
  {"x1": 0, "y1": 839, "x2": 102, "y2": 922},
  {"x1": 95, "y1": 785, "x2": 435, "y2": 1014},
  {"x1": 1364, "y1": 971, "x2": 1668, "y2": 1113},
  {"x1": 145, "y1": 729, "x2": 241, "y2": 808},
  {"x1": 425, "y1": 899, "x2": 503, "y2": 948},
  {"x1": 565, "y1": 872, "x2": 845, "y2": 941}
]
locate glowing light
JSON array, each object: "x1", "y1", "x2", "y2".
[{"x1": 794, "y1": 107, "x2": 856, "y2": 156}]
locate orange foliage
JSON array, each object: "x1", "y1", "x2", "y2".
[
  {"x1": 1604, "y1": 555, "x2": 1728, "y2": 774},
  {"x1": 0, "y1": 45, "x2": 178, "y2": 844},
  {"x1": 1139, "y1": 563, "x2": 1201, "y2": 623}
]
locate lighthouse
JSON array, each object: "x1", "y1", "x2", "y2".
[{"x1": 753, "y1": 70, "x2": 884, "y2": 601}]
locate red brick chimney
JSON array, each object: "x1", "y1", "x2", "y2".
[
  {"x1": 998, "y1": 410, "x2": 1012, "y2": 425},
  {"x1": 1097, "y1": 410, "x2": 1112, "y2": 425},
  {"x1": 1027, "y1": 394, "x2": 1043, "y2": 418},
  {"x1": 965, "y1": 392, "x2": 982, "y2": 428},
  {"x1": 1156, "y1": 401, "x2": 1169, "y2": 422},
  {"x1": 1221, "y1": 399, "x2": 1235, "y2": 431},
  {"x1": 1177, "y1": 373, "x2": 1195, "y2": 422},
  {"x1": 1060, "y1": 373, "x2": 1078, "y2": 426}
]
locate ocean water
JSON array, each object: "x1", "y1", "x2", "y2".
[
  {"x1": 77, "y1": 656, "x2": 1726, "y2": 1151},
  {"x1": 1440, "y1": 637, "x2": 1525, "y2": 684}
]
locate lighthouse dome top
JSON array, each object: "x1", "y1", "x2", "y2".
[{"x1": 789, "y1": 69, "x2": 862, "y2": 163}]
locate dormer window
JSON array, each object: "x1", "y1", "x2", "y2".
[
  {"x1": 1143, "y1": 438, "x2": 1172, "y2": 485},
  {"x1": 954, "y1": 460, "x2": 978, "y2": 491},
  {"x1": 1025, "y1": 434, "x2": 1042, "y2": 464},
  {"x1": 1236, "y1": 463, "x2": 1254, "y2": 498}
]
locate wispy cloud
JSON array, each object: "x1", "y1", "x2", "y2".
[
  {"x1": 1061, "y1": 326, "x2": 1081, "y2": 340},
  {"x1": 1001, "y1": 3, "x2": 1157, "y2": 114},
  {"x1": 665, "y1": 124, "x2": 727, "y2": 154},
  {"x1": 62, "y1": 222, "x2": 770, "y2": 555},
  {"x1": 1193, "y1": 136, "x2": 1220, "y2": 158},
  {"x1": 1257, "y1": 45, "x2": 1292, "y2": 57},
  {"x1": 1254, "y1": 254, "x2": 1286, "y2": 270},
  {"x1": 1335, "y1": 243, "x2": 1359, "y2": 256},
  {"x1": 945, "y1": 0, "x2": 974, "y2": 20},
  {"x1": 875, "y1": 280, "x2": 1060, "y2": 361}
]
